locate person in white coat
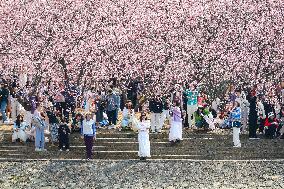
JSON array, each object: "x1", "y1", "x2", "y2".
[
  {"x1": 137, "y1": 113, "x2": 151, "y2": 161},
  {"x1": 12, "y1": 114, "x2": 28, "y2": 143},
  {"x1": 120, "y1": 101, "x2": 134, "y2": 130},
  {"x1": 235, "y1": 90, "x2": 249, "y2": 134},
  {"x1": 230, "y1": 101, "x2": 242, "y2": 147},
  {"x1": 169, "y1": 101, "x2": 183, "y2": 144}
]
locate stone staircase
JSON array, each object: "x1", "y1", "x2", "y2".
[{"x1": 0, "y1": 127, "x2": 284, "y2": 160}]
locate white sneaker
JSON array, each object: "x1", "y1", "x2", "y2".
[
  {"x1": 4, "y1": 120, "x2": 11, "y2": 124},
  {"x1": 35, "y1": 148, "x2": 42, "y2": 152},
  {"x1": 41, "y1": 149, "x2": 47, "y2": 152},
  {"x1": 66, "y1": 149, "x2": 70, "y2": 152},
  {"x1": 249, "y1": 137, "x2": 260, "y2": 140},
  {"x1": 108, "y1": 125, "x2": 115, "y2": 129},
  {"x1": 59, "y1": 149, "x2": 63, "y2": 152}
]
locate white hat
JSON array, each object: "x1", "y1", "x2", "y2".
[{"x1": 268, "y1": 112, "x2": 274, "y2": 118}]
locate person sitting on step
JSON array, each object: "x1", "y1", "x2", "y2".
[
  {"x1": 12, "y1": 114, "x2": 28, "y2": 143},
  {"x1": 264, "y1": 112, "x2": 279, "y2": 139},
  {"x1": 120, "y1": 101, "x2": 134, "y2": 131}
]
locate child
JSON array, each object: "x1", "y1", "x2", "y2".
[
  {"x1": 264, "y1": 112, "x2": 278, "y2": 139},
  {"x1": 72, "y1": 113, "x2": 83, "y2": 132},
  {"x1": 230, "y1": 101, "x2": 242, "y2": 147},
  {"x1": 169, "y1": 101, "x2": 183, "y2": 144},
  {"x1": 58, "y1": 118, "x2": 71, "y2": 151},
  {"x1": 137, "y1": 113, "x2": 151, "y2": 161}
]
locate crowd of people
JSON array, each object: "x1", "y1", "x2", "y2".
[{"x1": 0, "y1": 73, "x2": 284, "y2": 160}]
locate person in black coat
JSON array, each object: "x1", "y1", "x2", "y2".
[
  {"x1": 248, "y1": 90, "x2": 259, "y2": 139},
  {"x1": 58, "y1": 118, "x2": 71, "y2": 151}
]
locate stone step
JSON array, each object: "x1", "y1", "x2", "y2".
[
  {"x1": 1, "y1": 143, "x2": 284, "y2": 155},
  {"x1": 1, "y1": 150, "x2": 284, "y2": 160}
]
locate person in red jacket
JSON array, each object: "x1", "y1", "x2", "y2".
[{"x1": 264, "y1": 112, "x2": 278, "y2": 139}]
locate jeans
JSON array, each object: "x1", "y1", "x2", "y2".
[
  {"x1": 35, "y1": 127, "x2": 45, "y2": 149},
  {"x1": 1, "y1": 101, "x2": 8, "y2": 122}
]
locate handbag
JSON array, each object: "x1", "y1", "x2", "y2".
[{"x1": 232, "y1": 121, "x2": 241, "y2": 128}]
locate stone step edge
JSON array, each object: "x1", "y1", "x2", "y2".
[{"x1": 0, "y1": 158, "x2": 284, "y2": 162}]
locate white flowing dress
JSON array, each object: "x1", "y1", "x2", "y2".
[
  {"x1": 169, "y1": 107, "x2": 183, "y2": 141},
  {"x1": 138, "y1": 120, "x2": 151, "y2": 157},
  {"x1": 12, "y1": 122, "x2": 28, "y2": 142}
]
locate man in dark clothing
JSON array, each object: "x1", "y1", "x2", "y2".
[
  {"x1": 182, "y1": 89, "x2": 189, "y2": 128},
  {"x1": 58, "y1": 118, "x2": 71, "y2": 151},
  {"x1": 149, "y1": 95, "x2": 163, "y2": 133},
  {"x1": 0, "y1": 83, "x2": 10, "y2": 123},
  {"x1": 248, "y1": 91, "x2": 259, "y2": 139},
  {"x1": 106, "y1": 90, "x2": 120, "y2": 128},
  {"x1": 62, "y1": 89, "x2": 76, "y2": 124}
]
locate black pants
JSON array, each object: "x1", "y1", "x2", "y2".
[
  {"x1": 249, "y1": 117, "x2": 258, "y2": 138},
  {"x1": 59, "y1": 135, "x2": 70, "y2": 150},
  {"x1": 265, "y1": 125, "x2": 277, "y2": 139},
  {"x1": 107, "y1": 109, "x2": 117, "y2": 125},
  {"x1": 182, "y1": 107, "x2": 189, "y2": 128}
]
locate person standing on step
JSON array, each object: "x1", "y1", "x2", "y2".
[
  {"x1": 230, "y1": 101, "x2": 242, "y2": 147},
  {"x1": 277, "y1": 106, "x2": 284, "y2": 139},
  {"x1": 46, "y1": 107, "x2": 59, "y2": 145},
  {"x1": 32, "y1": 108, "x2": 48, "y2": 152},
  {"x1": 248, "y1": 89, "x2": 259, "y2": 139},
  {"x1": 149, "y1": 94, "x2": 163, "y2": 133},
  {"x1": 106, "y1": 89, "x2": 119, "y2": 129},
  {"x1": 137, "y1": 113, "x2": 151, "y2": 161},
  {"x1": 81, "y1": 112, "x2": 96, "y2": 160},
  {"x1": 235, "y1": 89, "x2": 250, "y2": 134},
  {"x1": 161, "y1": 96, "x2": 171, "y2": 128},
  {"x1": 58, "y1": 117, "x2": 71, "y2": 151},
  {"x1": 169, "y1": 101, "x2": 183, "y2": 145},
  {"x1": 185, "y1": 84, "x2": 199, "y2": 129},
  {"x1": 256, "y1": 95, "x2": 266, "y2": 134},
  {"x1": 10, "y1": 84, "x2": 21, "y2": 123},
  {"x1": 0, "y1": 82, "x2": 10, "y2": 123}
]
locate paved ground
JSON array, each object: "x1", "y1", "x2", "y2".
[{"x1": 0, "y1": 160, "x2": 284, "y2": 189}]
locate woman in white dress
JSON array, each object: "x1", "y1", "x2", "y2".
[
  {"x1": 12, "y1": 114, "x2": 28, "y2": 143},
  {"x1": 137, "y1": 113, "x2": 151, "y2": 160},
  {"x1": 169, "y1": 101, "x2": 183, "y2": 144}
]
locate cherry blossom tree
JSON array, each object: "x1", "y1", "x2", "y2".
[{"x1": 0, "y1": 0, "x2": 283, "y2": 104}]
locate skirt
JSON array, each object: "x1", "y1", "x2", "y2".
[{"x1": 169, "y1": 121, "x2": 182, "y2": 141}]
